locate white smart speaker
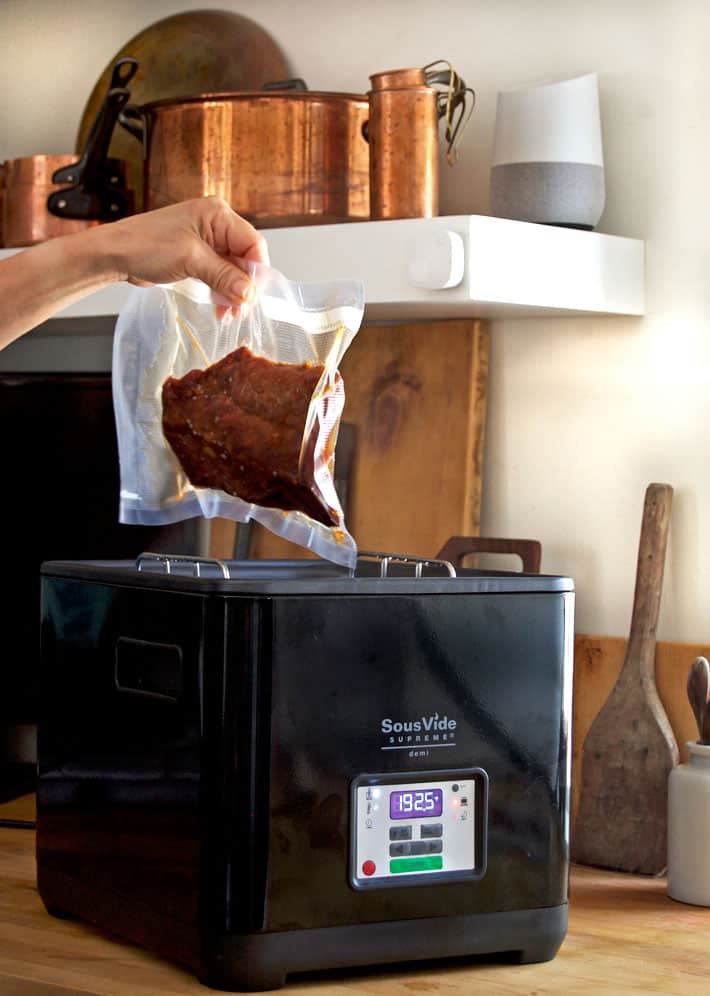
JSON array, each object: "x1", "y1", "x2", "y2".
[{"x1": 490, "y1": 72, "x2": 605, "y2": 230}]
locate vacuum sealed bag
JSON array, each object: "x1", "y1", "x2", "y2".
[{"x1": 112, "y1": 262, "x2": 364, "y2": 567}]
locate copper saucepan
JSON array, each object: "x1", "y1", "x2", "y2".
[
  {"x1": 119, "y1": 79, "x2": 371, "y2": 227},
  {"x1": 3, "y1": 59, "x2": 136, "y2": 248}
]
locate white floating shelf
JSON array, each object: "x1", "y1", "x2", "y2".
[
  {"x1": 0, "y1": 214, "x2": 644, "y2": 325},
  {"x1": 267, "y1": 215, "x2": 644, "y2": 319}
]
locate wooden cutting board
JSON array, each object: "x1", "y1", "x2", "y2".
[{"x1": 231, "y1": 317, "x2": 489, "y2": 561}]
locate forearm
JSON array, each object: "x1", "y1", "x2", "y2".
[
  {"x1": 0, "y1": 199, "x2": 267, "y2": 353},
  {"x1": 0, "y1": 226, "x2": 119, "y2": 350}
]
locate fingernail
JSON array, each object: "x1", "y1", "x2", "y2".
[
  {"x1": 231, "y1": 278, "x2": 254, "y2": 303},
  {"x1": 256, "y1": 235, "x2": 270, "y2": 266}
]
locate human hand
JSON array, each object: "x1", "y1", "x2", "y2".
[
  {"x1": 96, "y1": 196, "x2": 270, "y2": 307},
  {"x1": 0, "y1": 196, "x2": 270, "y2": 351}
]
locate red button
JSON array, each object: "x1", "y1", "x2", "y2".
[{"x1": 362, "y1": 860, "x2": 376, "y2": 877}]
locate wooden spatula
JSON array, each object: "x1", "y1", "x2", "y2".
[{"x1": 572, "y1": 483, "x2": 678, "y2": 874}]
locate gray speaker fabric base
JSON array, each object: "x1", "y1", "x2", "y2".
[{"x1": 490, "y1": 162, "x2": 605, "y2": 229}]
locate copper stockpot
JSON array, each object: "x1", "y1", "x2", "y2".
[{"x1": 120, "y1": 87, "x2": 371, "y2": 227}]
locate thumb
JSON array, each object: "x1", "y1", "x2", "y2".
[{"x1": 187, "y1": 242, "x2": 254, "y2": 304}]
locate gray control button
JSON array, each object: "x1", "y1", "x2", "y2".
[
  {"x1": 411, "y1": 839, "x2": 443, "y2": 855},
  {"x1": 421, "y1": 823, "x2": 443, "y2": 838},
  {"x1": 389, "y1": 825, "x2": 413, "y2": 841},
  {"x1": 389, "y1": 842, "x2": 412, "y2": 857}
]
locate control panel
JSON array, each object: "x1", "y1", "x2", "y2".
[{"x1": 350, "y1": 768, "x2": 488, "y2": 889}]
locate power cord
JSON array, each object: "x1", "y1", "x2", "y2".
[{"x1": 0, "y1": 818, "x2": 36, "y2": 830}]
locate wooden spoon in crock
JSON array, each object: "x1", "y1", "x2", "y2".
[{"x1": 687, "y1": 656, "x2": 710, "y2": 743}]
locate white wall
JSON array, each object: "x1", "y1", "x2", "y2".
[{"x1": 1, "y1": 0, "x2": 708, "y2": 643}]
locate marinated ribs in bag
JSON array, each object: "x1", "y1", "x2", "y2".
[{"x1": 161, "y1": 345, "x2": 340, "y2": 526}]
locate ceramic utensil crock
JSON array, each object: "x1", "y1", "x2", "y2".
[{"x1": 668, "y1": 741, "x2": 710, "y2": 905}]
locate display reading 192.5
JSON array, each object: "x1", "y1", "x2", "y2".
[{"x1": 389, "y1": 788, "x2": 443, "y2": 819}]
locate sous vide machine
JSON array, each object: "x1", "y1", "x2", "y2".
[{"x1": 36, "y1": 551, "x2": 574, "y2": 991}]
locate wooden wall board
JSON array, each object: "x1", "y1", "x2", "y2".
[{"x1": 238, "y1": 318, "x2": 489, "y2": 561}]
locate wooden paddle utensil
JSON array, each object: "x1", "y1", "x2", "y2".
[{"x1": 572, "y1": 483, "x2": 678, "y2": 874}]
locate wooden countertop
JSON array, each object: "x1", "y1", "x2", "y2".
[{"x1": 1, "y1": 795, "x2": 709, "y2": 995}]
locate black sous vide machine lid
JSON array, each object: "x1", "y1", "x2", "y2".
[{"x1": 40, "y1": 552, "x2": 574, "y2": 597}]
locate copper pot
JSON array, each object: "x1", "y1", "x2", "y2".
[
  {"x1": 3, "y1": 155, "x2": 103, "y2": 248},
  {"x1": 3, "y1": 59, "x2": 136, "y2": 248},
  {"x1": 0, "y1": 160, "x2": 6, "y2": 248},
  {"x1": 120, "y1": 83, "x2": 370, "y2": 227}
]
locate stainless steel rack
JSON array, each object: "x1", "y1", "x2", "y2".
[{"x1": 135, "y1": 551, "x2": 457, "y2": 580}]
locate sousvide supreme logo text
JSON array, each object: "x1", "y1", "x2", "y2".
[
  {"x1": 381, "y1": 713, "x2": 457, "y2": 734},
  {"x1": 381, "y1": 712, "x2": 457, "y2": 757}
]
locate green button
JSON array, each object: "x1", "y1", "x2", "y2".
[{"x1": 389, "y1": 855, "x2": 443, "y2": 874}]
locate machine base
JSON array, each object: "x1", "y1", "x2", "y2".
[
  {"x1": 40, "y1": 866, "x2": 567, "y2": 992},
  {"x1": 208, "y1": 906, "x2": 567, "y2": 991}
]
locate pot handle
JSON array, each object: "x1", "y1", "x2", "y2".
[
  {"x1": 47, "y1": 57, "x2": 138, "y2": 221},
  {"x1": 118, "y1": 103, "x2": 145, "y2": 143},
  {"x1": 435, "y1": 536, "x2": 542, "y2": 574},
  {"x1": 72, "y1": 57, "x2": 140, "y2": 155},
  {"x1": 261, "y1": 77, "x2": 308, "y2": 91},
  {"x1": 423, "y1": 60, "x2": 475, "y2": 164}
]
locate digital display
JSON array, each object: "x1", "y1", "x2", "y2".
[{"x1": 390, "y1": 788, "x2": 443, "y2": 819}]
